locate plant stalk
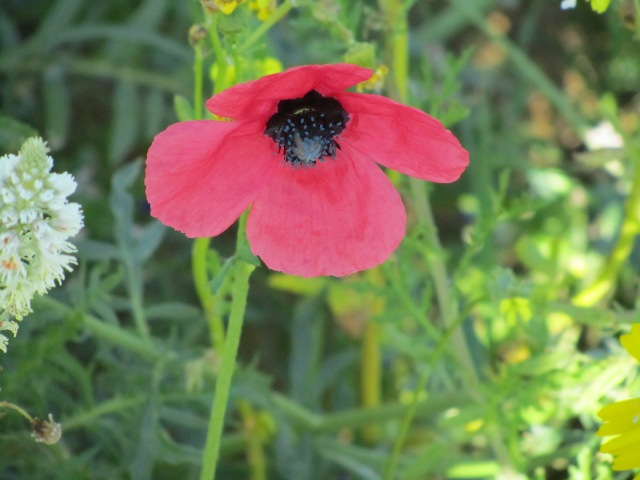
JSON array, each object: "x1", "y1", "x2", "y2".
[{"x1": 199, "y1": 258, "x2": 254, "y2": 480}]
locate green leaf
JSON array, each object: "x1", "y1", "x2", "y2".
[
  {"x1": 289, "y1": 295, "x2": 326, "y2": 408},
  {"x1": 0, "y1": 12, "x2": 19, "y2": 48},
  {"x1": 0, "y1": 115, "x2": 38, "y2": 153},
  {"x1": 173, "y1": 95, "x2": 194, "y2": 122},
  {"x1": 446, "y1": 460, "x2": 500, "y2": 478},
  {"x1": 144, "y1": 302, "x2": 201, "y2": 321},
  {"x1": 43, "y1": 66, "x2": 71, "y2": 149},
  {"x1": 268, "y1": 273, "x2": 327, "y2": 295},
  {"x1": 129, "y1": 397, "x2": 160, "y2": 480},
  {"x1": 76, "y1": 239, "x2": 120, "y2": 260},
  {"x1": 143, "y1": 90, "x2": 167, "y2": 139},
  {"x1": 109, "y1": 82, "x2": 140, "y2": 164},
  {"x1": 34, "y1": 0, "x2": 84, "y2": 41},
  {"x1": 110, "y1": 160, "x2": 142, "y2": 249},
  {"x1": 315, "y1": 438, "x2": 382, "y2": 480},
  {"x1": 134, "y1": 221, "x2": 167, "y2": 262}
]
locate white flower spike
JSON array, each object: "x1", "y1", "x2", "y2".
[{"x1": 0, "y1": 137, "x2": 83, "y2": 352}]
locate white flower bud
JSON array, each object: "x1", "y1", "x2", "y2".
[
  {"x1": 1, "y1": 188, "x2": 15, "y2": 204},
  {"x1": 39, "y1": 189, "x2": 54, "y2": 202},
  {"x1": 50, "y1": 203, "x2": 84, "y2": 236},
  {"x1": 49, "y1": 172, "x2": 77, "y2": 197},
  {"x1": 19, "y1": 209, "x2": 38, "y2": 224},
  {"x1": 17, "y1": 185, "x2": 33, "y2": 200},
  {"x1": 1, "y1": 209, "x2": 19, "y2": 227}
]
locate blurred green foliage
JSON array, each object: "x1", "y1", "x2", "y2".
[{"x1": 1, "y1": 0, "x2": 640, "y2": 479}]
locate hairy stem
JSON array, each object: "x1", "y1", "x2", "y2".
[{"x1": 199, "y1": 258, "x2": 254, "y2": 480}]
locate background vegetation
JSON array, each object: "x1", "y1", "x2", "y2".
[{"x1": 1, "y1": 0, "x2": 640, "y2": 479}]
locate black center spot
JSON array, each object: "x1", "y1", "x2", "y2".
[{"x1": 265, "y1": 90, "x2": 349, "y2": 168}]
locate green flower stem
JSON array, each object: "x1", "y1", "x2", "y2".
[
  {"x1": 379, "y1": 0, "x2": 409, "y2": 103},
  {"x1": 238, "y1": 0, "x2": 295, "y2": 53},
  {"x1": 199, "y1": 258, "x2": 255, "y2": 480},
  {"x1": 193, "y1": 41, "x2": 204, "y2": 120},
  {"x1": 382, "y1": 0, "x2": 514, "y2": 475},
  {"x1": 316, "y1": 393, "x2": 464, "y2": 431},
  {"x1": 573, "y1": 146, "x2": 640, "y2": 307},
  {"x1": 192, "y1": 237, "x2": 227, "y2": 355},
  {"x1": 205, "y1": 12, "x2": 229, "y2": 95},
  {"x1": 195, "y1": 11, "x2": 259, "y2": 479},
  {"x1": 410, "y1": 181, "x2": 457, "y2": 329},
  {"x1": 62, "y1": 390, "x2": 471, "y2": 443},
  {"x1": 383, "y1": 254, "x2": 474, "y2": 480},
  {"x1": 0, "y1": 401, "x2": 35, "y2": 423},
  {"x1": 360, "y1": 320, "x2": 381, "y2": 443},
  {"x1": 64, "y1": 393, "x2": 249, "y2": 456},
  {"x1": 271, "y1": 390, "x2": 471, "y2": 433},
  {"x1": 237, "y1": 399, "x2": 267, "y2": 480},
  {"x1": 382, "y1": 371, "x2": 427, "y2": 480},
  {"x1": 34, "y1": 296, "x2": 162, "y2": 361},
  {"x1": 391, "y1": 5, "x2": 409, "y2": 103},
  {"x1": 82, "y1": 311, "x2": 161, "y2": 361},
  {"x1": 63, "y1": 395, "x2": 145, "y2": 430},
  {"x1": 635, "y1": 0, "x2": 640, "y2": 39},
  {"x1": 384, "y1": 260, "x2": 442, "y2": 339},
  {"x1": 230, "y1": 42, "x2": 242, "y2": 83},
  {"x1": 379, "y1": 1, "x2": 470, "y2": 476},
  {"x1": 411, "y1": 180, "x2": 516, "y2": 471},
  {"x1": 449, "y1": 0, "x2": 589, "y2": 136}
]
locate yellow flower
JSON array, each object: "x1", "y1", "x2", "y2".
[
  {"x1": 597, "y1": 324, "x2": 640, "y2": 478},
  {"x1": 202, "y1": 0, "x2": 247, "y2": 15},
  {"x1": 621, "y1": 324, "x2": 640, "y2": 363},
  {"x1": 356, "y1": 65, "x2": 389, "y2": 93},
  {"x1": 249, "y1": 0, "x2": 274, "y2": 21}
]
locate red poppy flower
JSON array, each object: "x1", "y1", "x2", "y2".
[{"x1": 146, "y1": 64, "x2": 468, "y2": 277}]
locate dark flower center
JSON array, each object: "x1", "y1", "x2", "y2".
[{"x1": 265, "y1": 90, "x2": 349, "y2": 168}]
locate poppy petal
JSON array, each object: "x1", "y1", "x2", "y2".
[
  {"x1": 246, "y1": 149, "x2": 406, "y2": 277},
  {"x1": 146, "y1": 120, "x2": 276, "y2": 238},
  {"x1": 206, "y1": 64, "x2": 373, "y2": 121},
  {"x1": 336, "y1": 92, "x2": 469, "y2": 183}
]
